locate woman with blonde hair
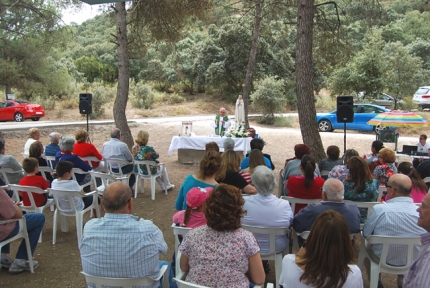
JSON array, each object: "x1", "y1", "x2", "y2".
[
  {"x1": 133, "y1": 130, "x2": 174, "y2": 191},
  {"x1": 180, "y1": 184, "x2": 265, "y2": 287},
  {"x1": 279, "y1": 210, "x2": 363, "y2": 288},
  {"x1": 217, "y1": 150, "x2": 256, "y2": 194},
  {"x1": 23, "y1": 128, "x2": 41, "y2": 156},
  {"x1": 373, "y1": 147, "x2": 398, "y2": 186},
  {"x1": 175, "y1": 150, "x2": 221, "y2": 210}
]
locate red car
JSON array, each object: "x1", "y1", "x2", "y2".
[{"x1": 0, "y1": 100, "x2": 45, "y2": 122}]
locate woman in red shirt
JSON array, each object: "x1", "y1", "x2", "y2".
[
  {"x1": 73, "y1": 129, "x2": 104, "y2": 171},
  {"x1": 287, "y1": 154, "x2": 324, "y2": 214}
]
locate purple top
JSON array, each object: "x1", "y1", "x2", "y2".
[{"x1": 404, "y1": 232, "x2": 430, "y2": 288}]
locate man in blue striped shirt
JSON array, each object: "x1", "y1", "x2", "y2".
[
  {"x1": 79, "y1": 182, "x2": 175, "y2": 288},
  {"x1": 363, "y1": 173, "x2": 426, "y2": 287},
  {"x1": 404, "y1": 193, "x2": 430, "y2": 288}
]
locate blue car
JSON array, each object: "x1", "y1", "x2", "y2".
[{"x1": 316, "y1": 104, "x2": 391, "y2": 133}]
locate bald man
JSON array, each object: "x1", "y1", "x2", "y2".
[
  {"x1": 210, "y1": 107, "x2": 231, "y2": 136},
  {"x1": 79, "y1": 182, "x2": 175, "y2": 288},
  {"x1": 293, "y1": 179, "x2": 360, "y2": 246},
  {"x1": 363, "y1": 174, "x2": 426, "y2": 287}
]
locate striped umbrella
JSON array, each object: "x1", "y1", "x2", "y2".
[{"x1": 367, "y1": 111, "x2": 428, "y2": 127}]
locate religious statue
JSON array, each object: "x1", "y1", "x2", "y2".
[{"x1": 235, "y1": 95, "x2": 245, "y2": 124}]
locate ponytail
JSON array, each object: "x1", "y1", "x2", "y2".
[
  {"x1": 301, "y1": 154, "x2": 316, "y2": 188},
  {"x1": 182, "y1": 206, "x2": 192, "y2": 227}
]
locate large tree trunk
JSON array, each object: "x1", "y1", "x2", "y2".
[
  {"x1": 242, "y1": 0, "x2": 262, "y2": 129},
  {"x1": 296, "y1": 0, "x2": 326, "y2": 162},
  {"x1": 114, "y1": 3, "x2": 133, "y2": 149}
]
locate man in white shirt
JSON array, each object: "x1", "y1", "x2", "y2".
[
  {"x1": 102, "y1": 128, "x2": 135, "y2": 189},
  {"x1": 363, "y1": 173, "x2": 426, "y2": 287},
  {"x1": 210, "y1": 107, "x2": 231, "y2": 136},
  {"x1": 414, "y1": 134, "x2": 430, "y2": 168}
]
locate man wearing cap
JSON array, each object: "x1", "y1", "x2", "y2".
[
  {"x1": 404, "y1": 193, "x2": 430, "y2": 287},
  {"x1": 173, "y1": 187, "x2": 213, "y2": 228},
  {"x1": 79, "y1": 182, "x2": 176, "y2": 288},
  {"x1": 210, "y1": 108, "x2": 231, "y2": 136}
]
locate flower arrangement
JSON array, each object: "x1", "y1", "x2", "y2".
[{"x1": 226, "y1": 124, "x2": 249, "y2": 138}]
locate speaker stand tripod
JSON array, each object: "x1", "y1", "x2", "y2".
[{"x1": 343, "y1": 122, "x2": 347, "y2": 154}]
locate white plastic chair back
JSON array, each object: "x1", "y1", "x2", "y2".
[
  {"x1": 90, "y1": 171, "x2": 127, "y2": 197},
  {"x1": 377, "y1": 185, "x2": 387, "y2": 202},
  {"x1": 71, "y1": 168, "x2": 92, "y2": 190},
  {"x1": 242, "y1": 224, "x2": 290, "y2": 285},
  {"x1": 48, "y1": 188, "x2": 99, "y2": 246},
  {"x1": 79, "y1": 156, "x2": 101, "y2": 169},
  {"x1": 43, "y1": 155, "x2": 56, "y2": 168},
  {"x1": 280, "y1": 196, "x2": 321, "y2": 214},
  {"x1": 134, "y1": 160, "x2": 167, "y2": 199},
  {"x1": 0, "y1": 218, "x2": 34, "y2": 273},
  {"x1": 357, "y1": 233, "x2": 421, "y2": 288},
  {"x1": 170, "y1": 223, "x2": 192, "y2": 277},
  {"x1": 81, "y1": 264, "x2": 169, "y2": 288},
  {"x1": 344, "y1": 200, "x2": 382, "y2": 230},
  {"x1": 0, "y1": 167, "x2": 24, "y2": 185},
  {"x1": 105, "y1": 158, "x2": 133, "y2": 176},
  {"x1": 9, "y1": 184, "x2": 54, "y2": 242},
  {"x1": 38, "y1": 166, "x2": 55, "y2": 183},
  {"x1": 291, "y1": 228, "x2": 310, "y2": 253},
  {"x1": 173, "y1": 273, "x2": 267, "y2": 288}
]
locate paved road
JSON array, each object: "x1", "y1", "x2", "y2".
[{"x1": 0, "y1": 113, "x2": 298, "y2": 131}]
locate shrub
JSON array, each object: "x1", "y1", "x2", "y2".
[
  {"x1": 89, "y1": 85, "x2": 111, "y2": 119},
  {"x1": 130, "y1": 83, "x2": 155, "y2": 109},
  {"x1": 56, "y1": 109, "x2": 64, "y2": 118},
  {"x1": 273, "y1": 116, "x2": 295, "y2": 127},
  {"x1": 163, "y1": 93, "x2": 186, "y2": 104},
  {"x1": 315, "y1": 94, "x2": 336, "y2": 111},
  {"x1": 61, "y1": 98, "x2": 78, "y2": 109},
  {"x1": 401, "y1": 96, "x2": 418, "y2": 111},
  {"x1": 32, "y1": 95, "x2": 56, "y2": 111},
  {"x1": 251, "y1": 76, "x2": 286, "y2": 125}
]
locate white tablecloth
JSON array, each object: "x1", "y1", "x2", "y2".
[{"x1": 168, "y1": 136, "x2": 251, "y2": 156}]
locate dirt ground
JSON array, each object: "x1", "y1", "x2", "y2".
[{"x1": 0, "y1": 98, "x2": 427, "y2": 287}]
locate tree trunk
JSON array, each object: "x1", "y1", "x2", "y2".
[
  {"x1": 242, "y1": 0, "x2": 262, "y2": 129},
  {"x1": 296, "y1": 0, "x2": 326, "y2": 162},
  {"x1": 114, "y1": 3, "x2": 133, "y2": 149},
  {"x1": 5, "y1": 84, "x2": 12, "y2": 100}
]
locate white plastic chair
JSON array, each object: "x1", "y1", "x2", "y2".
[
  {"x1": 48, "y1": 188, "x2": 100, "y2": 246},
  {"x1": 357, "y1": 233, "x2": 421, "y2": 288},
  {"x1": 43, "y1": 155, "x2": 56, "y2": 168},
  {"x1": 242, "y1": 224, "x2": 290, "y2": 285},
  {"x1": 79, "y1": 156, "x2": 101, "y2": 169},
  {"x1": 134, "y1": 160, "x2": 167, "y2": 200},
  {"x1": 291, "y1": 228, "x2": 310, "y2": 253},
  {"x1": 38, "y1": 166, "x2": 55, "y2": 183},
  {"x1": 171, "y1": 223, "x2": 192, "y2": 277},
  {"x1": 90, "y1": 171, "x2": 128, "y2": 197},
  {"x1": 81, "y1": 264, "x2": 169, "y2": 288},
  {"x1": 9, "y1": 184, "x2": 54, "y2": 242},
  {"x1": 280, "y1": 196, "x2": 321, "y2": 214},
  {"x1": 71, "y1": 168, "x2": 92, "y2": 191},
  {"x1": 0, "y1": 167, "x2": 24, "y2": 201},
  {"x1": 0, "y1": 218, "x2": 34, "y2": 273},
  {"x1": 105, "y1": 158, "x2": 134, "y2": 184},
  {"x1": 377, "y1": 185, "x2": 387, "y2": 202},
  {"x1": 344, "y1": 200, "x2": 382, "y2": 230},
  {"x1": 173, "y1": 272, "x2": 269, "y2": 288}
]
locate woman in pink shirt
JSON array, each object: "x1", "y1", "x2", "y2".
[
  {"x1": 385, "y1": 162, "x2": 428, "y2": 203},
  {"x1": 172, "y1": 187, "x2": 213, "y2": 228}
]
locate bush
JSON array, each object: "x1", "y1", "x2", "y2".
[
  {"x1": 61, "y1": 98, "x2": 78, "y2": 109},
  {"x1": 163, "y1": 93, "x2": 186, "y2": 104},
  {"x1": 315, "y1": 94, "x2": 336, "y2": 111},
  {"x1": 273, "y1": 116, "x2": 295, "y2": 127},
  {"x1": 251, "y1": 77, "x2": 286, "y2": 125},
  {"x1": 130, "y1": 83, "x2": 155, "y2": 109},
  {"x1": 88, "y1": 85, "x2": 112, "y2": 119},
  {"x1": 401, "y1": 96, "x2": 418, "y2": 111},
  {"x1": 31, "y1": 95, "x2": 56, "y2": 111}
]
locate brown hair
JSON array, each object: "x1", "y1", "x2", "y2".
[
  {"x1": 346, "y1": 156, "x2": 373, "y2": 193},
  {"x1": 204, "y1": 184, "x2": 245, "y2": 231},
  {"x1": 248, "y1": 149, "x2": 266, "y2": 174},
  {"x1": 378, "y1": 148, "x2": 396, "y2": 164},
  {"x1": 135, "y1": 130, "x2": 149, "y2": 146},
  {"x1": 75, "y1": 129, "x2": 89, "y2": 143},
  {"x1": 326, "y1": 145, "x2": 340, "y2": 160},
  {"x1": 29, "y1": 141, "x2": 44, "y2": 158},
  {"x1": 398, "y1": 162, "x2": 428, "y2": 193},
  {"x1": 301, "y1": 154, "x2": 316, "y2": 188},
  {"x1": 56, "y1": 161, "x2": 74, "y2": 177},
  {"x1": 217, "y1": 150, "x2": 241, "y2": 181},
  {"x1": 182, "y1": 207, "x2": 192, "y2": 227},
  {"x1": 298, "y1": 210, "x2": 353, "y2": 288},
  {"x1": 197, "y1": 150, "x2": 221, "y2": 179},
  {"x1": 205, "y1": 142, "x2": 220, "y2": 152},
  {"x1": 22, "y1": 157, "x2": 39, "y2": 174},
  {"x1": 294, "y1": 144, "x2": 312, "y2": 159}
]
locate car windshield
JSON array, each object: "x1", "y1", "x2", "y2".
[{"x1": 415, "y1": 88, "x2": 430, "y2": 95}]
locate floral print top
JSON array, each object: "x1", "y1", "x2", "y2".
[
  {"x1": 328, "y1": 165, "x2": 349, "y2": 181},
  {"x1": 179, "y1": 225, "x2": 260, "y2": 288},
  {"x1": 135, "y1": 145, "x2": 159, "y2": 175},
  {"x1": 373, "y1": 163, "x2": 397, "y2": 186},
  {"x1": 343, "y1": 179, "x2": 379, "y2": 222}
]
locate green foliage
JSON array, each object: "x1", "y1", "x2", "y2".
[
  {"x1": 273, "y1": 116, "x2": 294, "y2": 127},
  {"x1": 315, "y1": 94, "x2": 336, "y2": 111},
  {"x1": 61, "y1": 98, "x2": 78, "y2": 109},
  {"x1": 88, "y1": 84, "x2": 111, "y2": 119},
  {"x1": 130, "y1": 83, "x2": 155, "y2": 109},
  {"x1": 163, "y1": 93, "x2": 186, "y2": 104},
  {"x1": 401, "y1": 96, "x2": 418, "y2": 111},
  {"x1": 251, "y1": 76, "x2": 286, "y2": 125},
  {"x1": 31, "y1": 95, "x2": 56, "y2": 111}
]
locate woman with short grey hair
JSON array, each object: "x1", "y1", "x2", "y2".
[
  {"x1": 242, "y1": 165, "x2": 293, "y2": 272},
  {"x1": 59, "y1": 135, "x2": 75, "y2": 152}
]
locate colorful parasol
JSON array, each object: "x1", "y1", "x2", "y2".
[{"x1": 367, "y1": 111, "x2": 428, "y2": 127}]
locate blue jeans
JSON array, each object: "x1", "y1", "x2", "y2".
[
  {"x1": 159, "y1": 260, "x2": 177, "y2": 288},
  {"x1": 112, "y1": 164, "x2": 136, "y2": 189},
  {"x1": 1, "y1": 213, "x2": 45, "y2": 260}
]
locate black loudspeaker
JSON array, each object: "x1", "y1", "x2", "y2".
[
  {"x1": 79, "y1": 93, "x2": 92, "y2": 114},
  {"x1": 336, "y1": 96, "x2": 354, "y2": 123}
]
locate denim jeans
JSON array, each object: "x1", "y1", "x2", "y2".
[
  {"x1": 1, "y1": 213, "x2": 45, "y2": 260},
  {"x1": 158, "y1": 260, "x2": 177, "y2": 288}
]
